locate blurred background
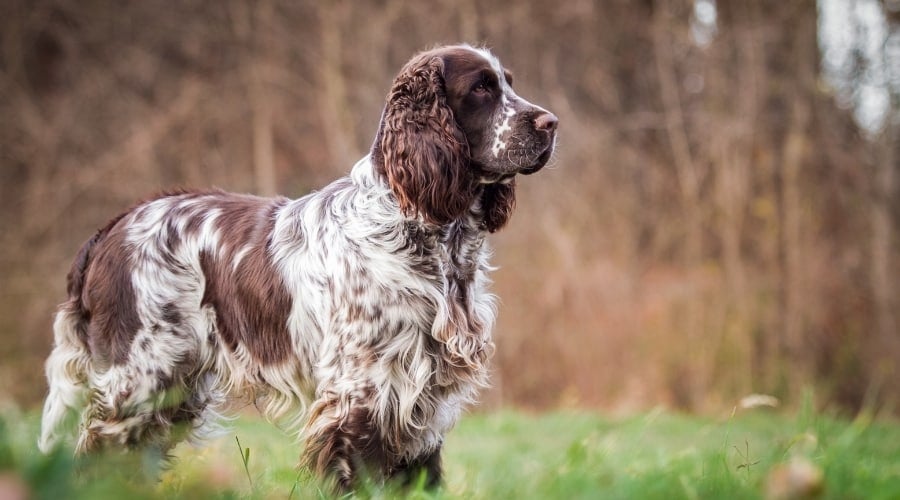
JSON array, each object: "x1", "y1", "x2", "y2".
[{"x1": 0, "y1": 0, "x2": 897, "y2": 415}]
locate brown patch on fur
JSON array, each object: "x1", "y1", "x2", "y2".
[
  {"x1": 160, "y1": 302, "x2": 181, "y2": 326},
  {"x1": 198, "y1": 195, "x2": 294, "y2": 365},
  {"x1": 65, "y1": 211, "x2": 131, "y2": 346},
  {"x1": 81, "y1": 219, "x2": 142, "y2": 366}
]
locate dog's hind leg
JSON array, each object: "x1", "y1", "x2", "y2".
[
  {"x1": 73, "y1": 304, "x2": 218, "y2": 457},
  {"x1": 75, "y1": 370, "x2": 216, "y2": 460},
  {"x1": 75, "y1": 353, "x2": 216, "y2": 458}
]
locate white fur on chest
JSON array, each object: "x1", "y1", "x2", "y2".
[{"x1": 270, "y1": 157, "x2": 495, "y2": 458}]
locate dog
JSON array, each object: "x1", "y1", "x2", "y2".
[{"x1": 39, "y1": 44, "x2": 557, "y2": 489}]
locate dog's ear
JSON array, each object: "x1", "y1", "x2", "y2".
[
  {"x1": 479, "y1": 180, "x2": 517, "y2": 233},
  {"x1": 377, "y1": 55, "x2": 475, "y2": 225}
]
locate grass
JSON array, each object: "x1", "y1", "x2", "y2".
[{"x1": 1, "y1": 403, "x2": 898, "y2": 499}]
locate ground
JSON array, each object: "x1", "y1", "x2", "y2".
[{"x1": 2, "y1": 402, "x2": 899, "y2": 499}]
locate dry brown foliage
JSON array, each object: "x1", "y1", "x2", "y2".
[{"x1": 1, "y1": 0, "x2": 897, "y2": 413}]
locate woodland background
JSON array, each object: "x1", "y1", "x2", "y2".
[{"x1": 1, "y1": 0, "x2": 897, "y2": 415}]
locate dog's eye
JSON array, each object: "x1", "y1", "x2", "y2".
[{"x1": 472, "y1": 82, "x2": 489, "y2": 94}]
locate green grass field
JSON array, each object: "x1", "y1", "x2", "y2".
[{"x1": 2, "y1": 403, "x2": 898, "y2": 499}]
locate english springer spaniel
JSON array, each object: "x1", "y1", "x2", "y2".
[{"x1": 39, "y1": 44, "x2": 557, "y2": 490}]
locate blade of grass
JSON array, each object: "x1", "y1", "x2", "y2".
[{"x1": 235, "y1": 435, "x2": 253, "y2": 487}]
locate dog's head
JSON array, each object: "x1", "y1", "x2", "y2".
[{"x1": 374, "y1": 44, "x2": 558, "y2": 231}]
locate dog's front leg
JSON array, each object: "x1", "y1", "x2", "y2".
[
  {"x1": 390, "y1": 444, "x2": 443, "y2": 489},
  {"x1": 300, "y1": 390, "x2": 387, "y2": 491}
]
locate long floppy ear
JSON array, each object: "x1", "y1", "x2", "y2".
[
  {"x1": 377, "y1": 54, "x2": 475, "y2": 225},
  {"x1": 479, "y1": 180, "x2": 517, "y2": 232}
]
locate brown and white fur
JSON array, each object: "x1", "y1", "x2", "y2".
[{"x1": 38, "y1": 44, "x2": 557, "y2": 489}]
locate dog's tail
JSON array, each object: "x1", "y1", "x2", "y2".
[
  {"x1": 38, "y1": 304, "x2": 93, "y2": 453},
  {"x1": 38, "y1": 214, "x2": 123, "y2": 453}
]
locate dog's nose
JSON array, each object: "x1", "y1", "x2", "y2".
[{"x1": 534, "y1": 112, "x2": 559, "y2": 132}]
